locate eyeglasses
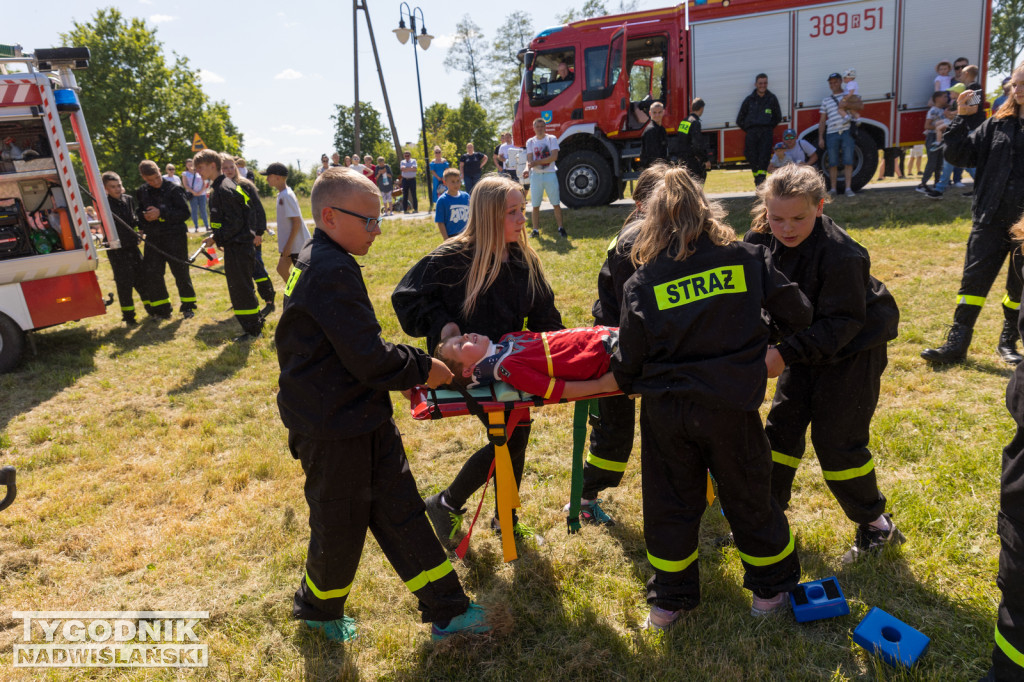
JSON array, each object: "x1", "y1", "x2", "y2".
[
  {"x1": 330, "y1": 206, "x2": 383, "y2": 232},
  {"x1": 955, "y1": 65, "x2": 966, "y2": 71}
]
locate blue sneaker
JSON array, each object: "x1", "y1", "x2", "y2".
[
  {"x1": 562, "y1": 499, "x2": 616, "y2": 526},
  {"x1": 305, "y1": 616, "x2": 357, "y2": 642},
  {"x1": 430, "y1": 602, "x2": 490, "y2": 640}
]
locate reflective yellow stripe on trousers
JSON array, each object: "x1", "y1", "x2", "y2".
[{"x1": 404, "y1": 560, "x2": 454, "y2": 593}]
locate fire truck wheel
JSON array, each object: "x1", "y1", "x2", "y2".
[
  {"x1": 0, "y1": 313, "x2": 26, "y2": 374},
  {"x1": 558, "y1": 150, "x2": 614, "y2": 208},
  {"x1": 818, "y1": 131, "x2": 878, "y2": 193}
]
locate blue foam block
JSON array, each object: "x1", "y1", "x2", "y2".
[
  {"x1": 790, "y1": 576, "x2": 850, "y2": 622},
  {"x1": 852, "y1": 607, "x2": 930, "y2": 668}
]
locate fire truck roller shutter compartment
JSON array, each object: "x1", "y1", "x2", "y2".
[
  {"x1": 690, "y1": 11, "x2": 792, "y2": 133},
  {"x1": 794, "y1": 0, "x2": 897, "y2": 106},
  {"x1": 897, "y1": 0, "x2": 989, "y2": 108}
]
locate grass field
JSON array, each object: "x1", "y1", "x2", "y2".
[{"x1": 0, "y1": 183, "x2": 1010, "y2": 680}]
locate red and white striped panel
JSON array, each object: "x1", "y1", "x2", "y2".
[
  {"x1": 0, "y1": 79, "x2": 42, "y2": 107},
  {"x1": 35, "y1": 81, "x2": 95, "y2": 262}
]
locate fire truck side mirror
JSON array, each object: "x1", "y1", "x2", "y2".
[
  {"x1": 524, "y1": 51, "x2": 535, "y2": 70},
  {"x1": 34, "y1": 47, "x2": 91, "y2": 71}
]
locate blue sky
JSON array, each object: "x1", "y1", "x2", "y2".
[{"x1": 7, "y1": 0, "x2": 664, "y2": 171}]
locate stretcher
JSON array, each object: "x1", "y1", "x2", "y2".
[
  {"x1": 411, "y1": 382, "x2": 720, "y2": 563},
  {"x1": 410, "y1": 382, "x2": 618, "y2": 562}
]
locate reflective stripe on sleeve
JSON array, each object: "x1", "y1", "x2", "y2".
[
  {"x1": 957, "y1": 294, "x2": 986, "y2": 307},
  {"x1": 404, "y1": 559, "x2": 454, "y2": 593},
  {"x1": 737, "y1": 529, "x2": 795, "y2": 567},
  {"x1": 995, "y1": 623, "x2": 1024, "y2": 669},
  {"x1": 586, "y1": 452, "x2": 628, "y2": 473},
  {"x1": 771, "y1": 450, "x2": 802, "y2": 469},
  {"x1": 1003, "y1": 294, "x2": 1021, "y2": 311},
  {"x1": 647, "y1": 549, "x2": 698, "y2": 573},
  {"x1": 821, "y1": 459, "x2": 875, "y2": 481},
  {"x1": 305, "y1": 572, "x2": 352, "y2": 600}
]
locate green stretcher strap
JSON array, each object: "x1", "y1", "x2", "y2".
[{"x1": 567, "y1": 399, "x2": 594, "y2": 534}]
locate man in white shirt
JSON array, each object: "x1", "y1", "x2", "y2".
[
  {"x1": 522, "y1": 118, "x2": 566, "y2": 238},
  {"x1": 264, "y1": 162, "x2": 311, "y2": 283},
  {"x1": 399, "y1": 151, "x2": 419, "y2": 213},
  {"x1": 181, "y1": 158, "x2": 210, "y2": 233}
]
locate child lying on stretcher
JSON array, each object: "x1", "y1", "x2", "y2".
[{"x1": 434, "y1": 322, "x2": 620, "y2": 400}]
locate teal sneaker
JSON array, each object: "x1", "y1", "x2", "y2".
[
  {"x1": 305, "y1": 616, "x2": 357, "y2": 642},
  {"x1": 563, "y1": 498, "x2": 617, "y2": 527},
  {"x1": 431, "y1": 602, "x2": 490, "y2": 640},
  {"x1": 425, "y1": 493, "x2": 464, "y2": 550}
]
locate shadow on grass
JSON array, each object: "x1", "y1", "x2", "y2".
[
  {"x1": 404, "y1": 543, "x2": 633, "y2": 680},
  {"x1": 0, "y1": 318, "x2": 180, "y2": 433},
  {"x1": 168, "y1": 335, "x2": 253, "y2": 395},
  {"x1": 294, "y1": 628, "x2": 360, "y2": 681}
]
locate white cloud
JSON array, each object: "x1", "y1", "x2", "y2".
[
  {"x1": 139, "y1": 0, "x2": 153, "y2": 4},
  {"x1": 198, "y1": 70, "x2": 225, "y2": 84},
  {"x1": 245, "y1": 137, "x2": 274, "y2": 148},
  {"x1": 274, "y1": 69, "x2": 303, "y2": 80},
  {"x1": 270, "y1": 124, "x2": 322, "y2": 136},
  {"x1": 279, "y1": 146, "x2": 311, "y2": 156},
  {"x1": 149, "y1": 14, "x2": 175, "y2": 24},
  {"x1": 432, "y1": 34, "x2": 455, "y2": 49}
]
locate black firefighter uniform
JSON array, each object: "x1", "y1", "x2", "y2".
[
  {"x1": 612, "y1": 234, "x2": 812, "y2": 610},
  {"x1": 208, "y1": 175, "x2": 262, "y2": 336},
  {"x1": 277, "y1": 230, "x2": 469, "y2": 623}
]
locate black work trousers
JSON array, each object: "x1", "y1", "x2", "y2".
[
  {"x1": 222, "y1": 242, "x2": 262, "y2": 335},
  {"x1": 766, "y1": 345, "x2": 888, "y2": 525},
  {"x1": 444, "y1": 416, "x2": 531, "y2": 522},
  {"x1": 953, "y1": 186, "x2": 1024, "y2": 330},
  {"x1": 290, "y1": 422, "x2": 470, "y2": 624},
  {"x1": 744, "y1": 126, "x2": 773, "y2": 186},
  {"x1": 252, "y1": 241, "x2": 275, "y2": 304},
  {"x1": 641, "y1": 398, "x2": 799, "y2": 611},
  {"x1": 583, "y1": 394, "x2": 636, "y2": 499},
  {"x1": 402, "y1": 178, "x2": 418, "y2": 212},
  {"x1": 141, "y1": 228, "x2": 196, "y2": 316},
  {"x1": 106, "y1": 241, "x2": 144, "y2": 321}
]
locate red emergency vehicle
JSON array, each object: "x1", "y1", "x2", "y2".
[
  {"x1": 0, "y1": 45, "x2": 117, "y2": 372},
  {"x1": 513, "y1": 0, "x2": 992, "y2": 207}
]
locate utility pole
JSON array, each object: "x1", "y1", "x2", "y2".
[
  {"x1": 353, "y1": 0, "x2": 360, "y2": 156},
  {"x1": 354, "y1": 0, "x2": 404, "y2": 165}
]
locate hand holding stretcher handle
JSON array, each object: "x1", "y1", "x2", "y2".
[{"x1": 0, "y1": 466, "x2": 16, "y2": 513}]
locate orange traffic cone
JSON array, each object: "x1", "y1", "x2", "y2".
[{"x1": 204, "y1": 246, "x2": 221, "y2": 266}]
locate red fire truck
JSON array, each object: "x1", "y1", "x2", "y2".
[
  {"x1": 0, "y1": 45, "x2": 117, "y2": 372},
  {"x1": 513, "y1": 0, "x2": 992, "y2": 207}
]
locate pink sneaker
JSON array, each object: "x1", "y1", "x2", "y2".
[{"x1": 750, "y1": 592, "x2": 790, "y2": 617}]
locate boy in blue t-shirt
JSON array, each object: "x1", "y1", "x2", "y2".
[{"x1": 434, "y1": 167, "x2": 470, "y2": 240}]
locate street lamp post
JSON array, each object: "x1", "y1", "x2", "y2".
[{"x1": 394, "y1": 3, "x2": 433, "y2": 211}]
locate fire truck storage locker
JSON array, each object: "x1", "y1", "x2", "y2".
[{"x1": 690, "y1": 10, "x2": 793, "y2": 136}]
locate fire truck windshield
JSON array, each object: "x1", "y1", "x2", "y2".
[{"x1": 527, "y1": 49, "x2": 576, "y2": 106}]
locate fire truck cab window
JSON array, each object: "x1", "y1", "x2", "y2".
[
  {"x1": 527, "y1": 50, "x2": 576, "y2": 106},
  {"x1": 624, "y1": 35, "x2": 668, "y2": 130}
]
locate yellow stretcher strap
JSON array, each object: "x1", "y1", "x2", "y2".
[{"x1": 489, "y1": 411, "x2": 520, "y2": 562}]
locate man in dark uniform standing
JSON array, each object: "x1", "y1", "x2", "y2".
[
  {"x1": 194, "y1": 149, "x2": 262, "y2": 341},
  {"x1": 276, "y1": 167, "x2": 489, "y2": 642},
  {"x1": 639, "y1": 101, "x2": 668, "y2": 170},
  {"x1": 135, "y1": 159, "x2": 196, "y2": 319},
  {"x1": 671, "y1": 98, "x2": 711, "y2": 183},
  {"x1": 737, "y1": 74, "x2": 782, "y2": 187},
  {"x1": 102, "y1": 171, "x2": 146, "y2": 326}
]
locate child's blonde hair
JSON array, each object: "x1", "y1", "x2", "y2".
[
  {"x1": 1011, "y1": 214, "x2": 1024, "y2": 251},
  {"x1": 448, "y1": 175, "x2": 550, "y2": 318},
  {"x1": 630, "y1": 166, "x2": 734, "y2": 266},
  {"x1": 442, "y1": 167, "x2": 461, "y2": 181},
  {"x1": 749, "y1": 164, "x2": 830, "y2": 234},
  {"x1": 995, "y1": 62, "x2": 1024, "y2": 120},
  {"x1": 624, "y1": 161, "x2": 670, "y2": 226}
]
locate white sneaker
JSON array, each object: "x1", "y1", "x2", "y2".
[
  {"x1": 953, "y1": 182, "x2": 966, "y2": 188},
  {"x1": 751, "y1": 592, "x2": 790, "y2": 617},
  {"x1": 844, "y1": 188, "x2": 856, "y2": 197}
]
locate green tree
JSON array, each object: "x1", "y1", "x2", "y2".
[
  {"x1": 444, "y1": 16, "x2": 489, "y2": 104},
  {"x1": 990, "y1": 0, "x2": 1024, "y2": 75},
  {"x1": 556, "y1": 0, "x2": 637, "y2": 23},
  {"x1": 330, "y1": 101, "x2": 394, "y2": 165},
  {"x1": 418, "y1": 98, "x2": 496, "y2": 167},
  {"x1": 60, "y1": 8, "x2": 241, "y2": 184},
  {"x1": 488, "y1": 12, "x2": 535, "y2": 129}
]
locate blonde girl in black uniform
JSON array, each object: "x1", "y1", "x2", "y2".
[
  {"x1": 744, "y1": 164, "x2": 903, "y2": 564},
  {"x1": 612, "y1": 167, "x2": 812, "y2": 627},
  {"x1": 393, "y1": 175, "x2": 563, "y2": 549}
]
